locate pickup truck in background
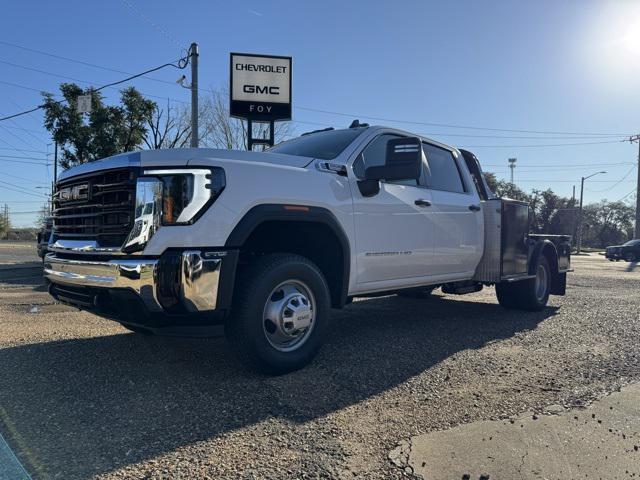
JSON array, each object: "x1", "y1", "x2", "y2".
[{"x1": 44, "y1": 124, "x2": 571, "y2": 374}]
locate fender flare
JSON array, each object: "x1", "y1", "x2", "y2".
[
  {"x1": 225, "y1": 204, "x2": 351, "y2": 307},
  {"x1": 529, "y1": 239, "x2": 565, "y2": 295},
  {"x1": 528, "y1": 239, "x2": 558, "y2": 276}
]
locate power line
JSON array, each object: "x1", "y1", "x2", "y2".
[
  {"x1": 288, "y1": 104, "x2": 633, "y2": 136},
  {"x1": 0, "y1": 53, "x2": 190, "y2": 122},
  {"x1": 0, "y1": 57, "x2": 191, "y2": 110},
  {"x1": 0, "y1": 79, "x2": 54, "y2": 95},
  {"x1": 0, "y1": 124, "x2": 39, "y2": 149},
  {"x1": 419, "y1": 132, "x2": 628, "y2": 140},
  {"x1": 617, "y1": 189, "x2": 637, "y2": 202},
  {"x1": 513, "y1": 179, "x2": 635, "y2": 183},
  {"x1": 193, "y1": 84, "x2": 632, "y2": 137},
  {"x1": 0, "y1": 124, "x2": 45, "y2": 135},
  {"x1": 461, "y1": 140, "x2": 624, "y2": 148},
  {"x1": 483, "y1": 162, "x2": 634, "y2": 168},
  {"x1": 292, "y1": 117, "x2": 630, "y2": 140},
  {"x1": 0, "y1": 40, "x2": 179, "y2": 86},
  {"x1": 0, "y1": 180, "x2": 49, "y2": 198},
  {"x1": 0, "y1": 154, "x2": 49, "y2": 162},
  {"x1": 586, "y1": 165, "x2": 637, "y2": 193},
  {"x1": 0, "y1": 171, "x2": 49, "y2": 185},
  {"x1": 0, "y1": 158, "x2": 51, "y2": 166},
  {"x1": 0, "y1": 39, "x2": 631, "y2": 139},
  {"x1": 0, "y1": 135, "x2": 21, "y2": 152},
  {"x1": 0, "y1": 147, "x2": 48, "y2": 154}
]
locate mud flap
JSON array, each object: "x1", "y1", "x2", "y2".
[{"x1": 551, "y1": 271, "x2": 566, "y2": 295}]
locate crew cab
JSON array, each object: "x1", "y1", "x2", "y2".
[{"x1": 44, "y1": 124, "x2": 571, "y2": 374}]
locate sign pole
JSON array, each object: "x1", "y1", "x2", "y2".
[{"x1": 190, "y1": 43, "x2": 199, "y2": 148}]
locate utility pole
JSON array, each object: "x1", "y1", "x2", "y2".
[
  {"x1": 52, "y1": 141, "x2": 57, "y2": 208},
  {"x1": 628, "y1": 134, "x2": 640, "y2": 239},
  {"x1": 576, "y1": 171, "x2": 607, "y2": 254},
  {"x1": 572, "y1": 185, "x2": 577, "y2": 240},
  {"x1": 190, "y1": 42, "x2": 199, "y2": 148},
  {"x1": 577, "y1": 177, "x2": 586, "y2": 254},
  {"x1": 508, "y1": 157, "x2": 517, "y2": 184},
  {"x1": 3, "y1": 204, "x2": 8, "y2": 240}
]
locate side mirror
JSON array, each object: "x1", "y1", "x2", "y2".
[
  {"x1": 357, "y1": 137, "x2": 422, "y2": 197},
  {"x1": 365, "y1": 137, "x2": 422, "y2": 182}
]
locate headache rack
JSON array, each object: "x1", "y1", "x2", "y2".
[{"x1": 52, "y1": 168, "x2": 139, "y2": 248}]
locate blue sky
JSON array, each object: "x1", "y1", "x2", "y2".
[{"x1": 1, "y1": 0, "x2": 639, "y2": 226}]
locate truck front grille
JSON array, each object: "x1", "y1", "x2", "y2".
[{"x1": 52, "y1": 168, "x2": 138, "y2": 247}]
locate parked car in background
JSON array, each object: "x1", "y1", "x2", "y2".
[
  {"x1": 605, "y1": 239, "x2": 640, "y2": 262},
  {"x1": 36, "y1": 217, "x2": 53, "y2": 259}
]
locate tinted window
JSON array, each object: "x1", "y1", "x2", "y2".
[
  {"x1": 423, "y1": 143, "x2": 466, "y2": 193},
  {"x1": 623, "y1": 240, "x2": 640, "y2": 246},
  {"x1": 353, "y1": 134, "x2": 418, "y2": 186},
  {"x1": 268, "y1": 128, "x2": 365, "y2": 160}
]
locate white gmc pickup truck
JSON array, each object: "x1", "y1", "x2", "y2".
[{"x1": 44, "y1": 124, "x2": 571, "y2": 374}]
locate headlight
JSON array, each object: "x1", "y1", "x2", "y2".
[{"x1": 142, "y1": 167, "x2": 225, "y2": 225}]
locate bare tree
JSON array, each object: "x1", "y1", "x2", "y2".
[
  {"x1": 198, "y1": 87, "x2": 293, "y2": 151},
  {"x1": 144, "y1": 100, "x2": 191, "y2": 150}
]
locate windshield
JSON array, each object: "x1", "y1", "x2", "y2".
[
  {"x1": 623, "y1": 240, "x2": 639, "y2": 246},
  {"x1": 267, "y1": 128, "x2": 365, "y2": 160}
]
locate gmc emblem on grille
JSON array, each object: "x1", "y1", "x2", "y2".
[{"x1": 59, "y1": 183, "x2": 89, "y2": 202}]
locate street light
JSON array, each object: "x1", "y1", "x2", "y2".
[{"x1": 576, "y1": 171, "x2": 607, "y2": 254}]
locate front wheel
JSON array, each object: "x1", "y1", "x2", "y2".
[
  {"x1": 225, "y1": 254, "x2": 331, "y2": 375},
  {"x1": 624, "y1": 252, "x2": 636, "y2": 262},
  {"x1": 496, "y1": 256, "x2": 551, "y2": 311}
]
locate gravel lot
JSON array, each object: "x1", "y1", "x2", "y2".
[{"x1": 0, "y1": 241, "x2": 639, "y2": 479}]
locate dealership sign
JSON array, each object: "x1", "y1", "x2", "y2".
[{"x1": 230, "y1": 53, "x2": 292, "y2": 121}]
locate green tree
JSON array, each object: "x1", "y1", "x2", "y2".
[
  {"x1": 483, "y1": 172, "x2": 531, "y2": 202},
  {"x1": 42, "y1": 83, "x2": 156, "y2": 168},
  {"x1": 0, "y1": 205, "x2": 10, "y2": 239},
  {"x1": 529, "y1": 189, "x2": 576, "y2": 235},
  {"x1": 581, "y1": 200, "x2": 635, "y2": 247}
]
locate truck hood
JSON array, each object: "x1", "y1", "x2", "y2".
[{"x1": 58, "y1": 148, "x2": 314, "y2": 181}]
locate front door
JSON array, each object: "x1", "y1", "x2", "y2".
[{"x1": 350, "y1": 134, "x2": 435, "y2": 290}]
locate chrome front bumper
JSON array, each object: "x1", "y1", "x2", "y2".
[{"x1": 44, "y1": 250, "x2": 226, "y2": 313}]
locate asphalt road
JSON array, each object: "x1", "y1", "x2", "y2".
[{"x1": 0, "y1": 241, "x2": 639, "y2": 479}]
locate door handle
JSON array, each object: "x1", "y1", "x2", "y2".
[
  {"x1": 468, "y1": 204, "x2": 481, "y2": 212},
  {"x1": 414, "y1": 199, "x2": 432, "y2": 207}
]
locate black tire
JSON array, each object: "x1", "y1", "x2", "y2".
[
  {"x1": 496, "y1": 256, "x2": 551, "y2": 311},
  {"x1": 225, "y1": 253, "x2": 331, "y2": 375},
  {"x1": 397, "y1": 287, "x2": 435, "y2": 298},
  {"x1": 624, "y1": 252, "x2": 636, "y2": 262}
]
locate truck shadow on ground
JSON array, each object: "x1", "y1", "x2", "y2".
[{"x1": 0, "y1": 294, "x2": 557, "y2": 479}]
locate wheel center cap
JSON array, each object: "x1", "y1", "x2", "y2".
[{"x1": 281, "y1": 293, "x2": 313, "y2": 334}]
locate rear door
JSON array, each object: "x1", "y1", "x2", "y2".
[{"x1": 422, "y1": 143, "x2": 484, "y2": 277}]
